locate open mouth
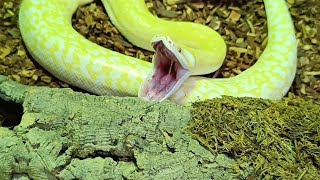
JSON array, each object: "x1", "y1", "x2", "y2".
[{"x1": 139, "y1": 40, "x2": 190, "y2": 102}]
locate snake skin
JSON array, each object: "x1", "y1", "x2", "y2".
[{"x1": 18, "y1": 0, "x2": 297, "y2": 105}]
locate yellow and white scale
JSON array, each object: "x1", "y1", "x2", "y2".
[{"x1": 19, "y1": 0, "x2": 297, "y2": 105}]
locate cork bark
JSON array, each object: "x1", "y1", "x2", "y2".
[{"x1": 0, "y1": 75, "x2": 240, "y2": 180}]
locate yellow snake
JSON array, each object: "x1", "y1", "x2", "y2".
[{"x1": 18, "y1": 0, "x2": 297, "y2": 105}]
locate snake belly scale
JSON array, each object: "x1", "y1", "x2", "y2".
[{"x1": 18, "y1": 0, "x2": 297, "y2": 105}]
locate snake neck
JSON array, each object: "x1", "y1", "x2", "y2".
[
  {"x1": 101, "y1": 0, "x2": 226, "y2": 75},
  {"x1": 171, "y1": 0, "x2": 297, "y2": 105}
]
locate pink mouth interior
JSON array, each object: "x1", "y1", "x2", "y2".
[{"x1": 142, "y1": 40, "x2": 189, "y2": 101}]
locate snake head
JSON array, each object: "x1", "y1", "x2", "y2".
[{"x1": 138, "y1": 35, "x2": 194, "y2": 102}]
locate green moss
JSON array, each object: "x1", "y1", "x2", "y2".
[{"x1": 188, "y1": 96, "x2": 320, "y2": 179}]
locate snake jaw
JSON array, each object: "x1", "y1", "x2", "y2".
[{"x1": 139, "y1": 36, "x2": 192, "y2": 102}]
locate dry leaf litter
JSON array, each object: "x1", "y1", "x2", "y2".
[{"x1": 0, "y1": 0, "x2": 319, "y2": 102}]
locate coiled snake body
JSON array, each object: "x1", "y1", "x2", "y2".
[{"x1": 19, "y1": 0, "x2": 297, "y2": 105}]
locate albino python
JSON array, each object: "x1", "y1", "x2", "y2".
[{"x1": 19, "y1": 0, "x2": 297, "y2": 105}]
